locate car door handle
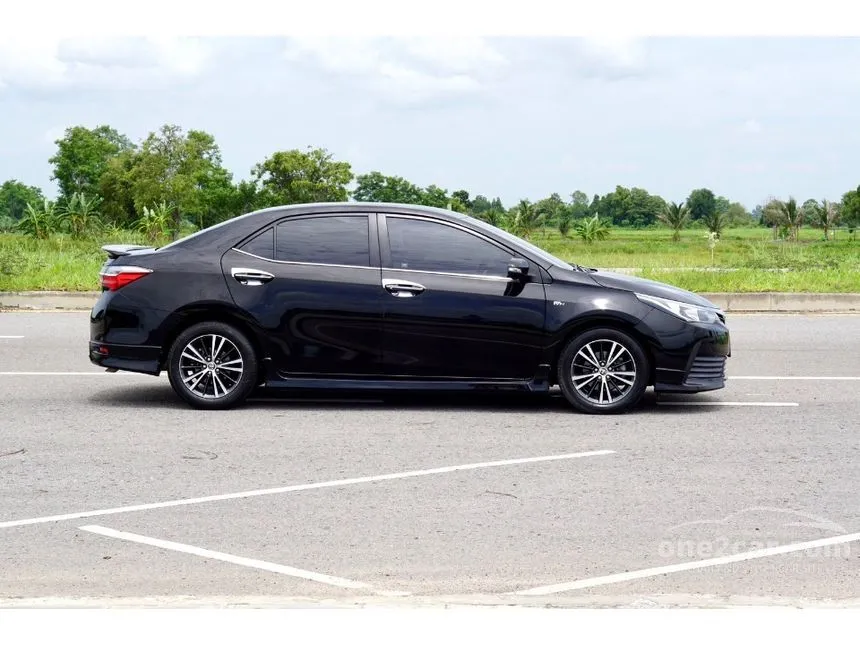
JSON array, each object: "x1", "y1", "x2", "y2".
[
  {"x1": 382, "y1": 278, "x2": 425, "y2": 297},
  {"x1": 231, "y1": 267, "x2": 275, "y2": 286}
]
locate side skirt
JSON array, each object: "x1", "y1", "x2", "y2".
[{"x1": 263, "y1": 364, "x2": 553, "y2": 393}]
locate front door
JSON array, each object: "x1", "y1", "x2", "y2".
[
  {"x1": 221, "y1": 212, "x2": 384, "y2": 377},
  {"x1": 378, "y1": 214, "x2": 546, "y2": 380}
]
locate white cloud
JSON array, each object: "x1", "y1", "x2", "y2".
[
  {"x1": 742, "y1": 118, "x2": 763, "y2": 134},
  {"x1": 0, "y1": 36, "x2": 212, "y2": 92},
  {"x1": 574, "y1": 36, "x2": 647, "y2": 78},
  {"x1": 283, "y1": 36, "x2": 505, "y2": 102}
]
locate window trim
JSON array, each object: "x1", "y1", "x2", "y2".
[
  {"x1": 237, "y1": 226, "x2": 275, "y2": 259},
  {"x1": 231, "y1": 212, "x2": 378, "y2": 270},
  {"x1": 380, "y1": 213, "x2": 528, "y2": 279}
]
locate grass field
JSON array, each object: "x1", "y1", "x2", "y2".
[{"x1": 1, "y1": 226, "x2": 858, "y2": 293}]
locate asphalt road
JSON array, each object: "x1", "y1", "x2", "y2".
[{"x1": 1, "y1": 312, "x2": 859, "y2": 607}]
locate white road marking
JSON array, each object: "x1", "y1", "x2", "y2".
[
  {"x1": 0, "y1": 450, "x2": 615, "y2": 530},
  {"x1": 0, "y1": 335, "x2": 24, "y2": 339},
  {"x1": 79, "y1": 524, "x2": 407, "y2": 596},
  {"x1": 0, "y1": 371, "x2": 149, "y2": 376},
  {"x1": 729, "y1": 376, "x2": 860, "y2": 381},
  {"x1": 657, "y1": 401, "x2": 799, "y2": 407},
  {"x1": 513, "y1": 531, "x2": 860, "y2": 596}
]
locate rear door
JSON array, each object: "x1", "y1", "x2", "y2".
[
  {"x1": 378, "y1": 213, "x2": 547, "y2": 380},
  {"x1": 221, "y1": 212, "x2": 384, "y2": 377}
]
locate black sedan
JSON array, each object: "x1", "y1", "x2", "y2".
[{"x1": 89, "y1": 203, "x2": 731, "y2": 413}]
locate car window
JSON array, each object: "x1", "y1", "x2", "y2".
[
  {"x1": 275, "y1": 215, "x2": 370, "y2": 267},
  {"x1": 239, "y1": 227, "x2": 274, "y2": 259},
  {"x1": 387, "y1": 217, "x2": 513, "y2": 276}
]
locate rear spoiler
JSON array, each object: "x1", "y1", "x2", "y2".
[{"x1": 101, "y1": 244, "x2": 156, "y2": 260}]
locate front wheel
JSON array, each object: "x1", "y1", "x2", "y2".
[
  {"x1": 167, "y1": 321, "x2": 259, "y2": 410},
  {"x1": 557, "y1": 328, "x2": 649, "y2": 414}
]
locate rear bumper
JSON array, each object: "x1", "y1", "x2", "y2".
[{"x1": 89, "y1": 341, "x2": 161, "y2": 376}]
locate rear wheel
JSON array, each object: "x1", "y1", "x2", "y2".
[
  {"x1": 167, "y1": 321, "x2": 258, "y2": 410},
  {"x1": 557, "y1": 328, "x2": 649, "y2": 414}
]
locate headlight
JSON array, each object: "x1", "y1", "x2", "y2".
[{"x1": 635, "y1": 293, "x2": 722, "y2": 323}]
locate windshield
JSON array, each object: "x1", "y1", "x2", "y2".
[{"x1": 465, "y1": 216, "x2": 575, "y2": 271}]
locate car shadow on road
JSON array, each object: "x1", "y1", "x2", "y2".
[{"x1": 88, "y1": 382, "x2": 716, "y2": 414}]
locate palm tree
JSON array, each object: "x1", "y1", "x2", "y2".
[
  {"x1": 812, "y1": 199, "x2": 840, "y2": 241},
  {"x1": 659, "y1": 201, "x2": 689, "y2": 242},
  {"x1": 768, "y1": 197, "x2": 803, "y2": 241},
  {"x1": 506, "y1": 200, "x2": 544, "y2": 240},
  {"x1": 702, "y1": 209, "x2": 728, "y2": 239},
  {"x1": 557, "y1": 211, "x2": 573, "y2": 238},
  {"x1": 575, "y1": 215, "x2": 610, "y2": 244}
]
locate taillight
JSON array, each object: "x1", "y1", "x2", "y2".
[{"x1": 99, "y1": 266, "x2": 153, "y2": 291}]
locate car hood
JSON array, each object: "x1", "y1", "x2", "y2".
[{"x1": 586, "y1": 270, "x2": 719, "y2": 309}]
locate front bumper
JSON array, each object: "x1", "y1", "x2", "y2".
[{"x1": 642, "y1": 312, "x2": 731, "y2": 394}]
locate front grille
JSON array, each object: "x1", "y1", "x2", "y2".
[{"x1": 685, "y1": 355, "x2": 726, "y2": 383}]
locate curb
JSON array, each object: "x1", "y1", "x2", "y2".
[{"x1": 2, "y1": 291, "x2": 860, "y2": 314}]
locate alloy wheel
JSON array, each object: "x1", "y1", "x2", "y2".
[
  {"x1": 178, "y1": 334, "x2": 244, "y2": 399},
  {"x1": 570, "y1": 338, "x2": 637, "y2": 406}
]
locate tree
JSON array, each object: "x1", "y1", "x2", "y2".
[
  {"x1": 725, "y1": 202, "x2": 752, "y2": 227},
  {"x1": 505, "y1": 200, "x2": 543, "y2": 239},
  {"x1": 451, "y1": 190, "x2": 472, "y2": 211},
  {"x1": 714, "y1": 195, "x2": 731, "y2": 216},
  {"x1": 128, "y1": 125, "x2": 230, "y2": 239},
  {"x1": 841, "y1": 186, "x2": 860, "y2": 236},
  {"x1": 253, "y1": 146, "x2": 353, "y2": 207},
  {"x1": 534, "y1": 193, "x2": 567, "y2": 228},
  {"x1": 687, "y1": 188, "x2": 717, "y2": 222},
  {"x1": 768, "y1": 197, "x2": 804, "y2": 241},
  {"x1": 750, "y1": 204, "x2": 765, "y2": 223},
  {"x1": 0, "y1": 180, "x2": 44, "y2": 221},
  {"x1": 470, "y1": 194, "x2": 493, "y2": 215},
  {"x1": 98, "y1": 149, "x2": 140, "y2": 227},
  {"x1": 598, "y1": 186, "x2": 664, "y2": 227},
  {"x1": 570, "y1": 190, "x2": 590, "y2": 219},
  {"x1": 352, "y1": 171, "x2": 423, "y2": 204},
  {"x1": 575, "y1": 215, "x2": 611, "y2": 243},
  {"x1": 763, "y1": 199, "x2": 788, "y2": 239},
  {"x1": 809, "y1": 199, "x2": 841, "y2": 240},
  {"x1": 557, "y1": 210, "x2": 573, "y2": 237},
  {"x1": 659, "y1": 201, "x2": 689, "y2": 242},
  {"x1": 58, "y1": 192, "x2": 102, "y2": 239},
  {"x1": 49, "y1": 125, "x2": 133, "y2": 202},
  {"x1": 420, "y1": 184, "x2": 450, "y2": 209},
  {"x1": 16, "y1": 199, "x2": 59, "y2": 239},
  {"x1": 702, "y1": 209, "x2": 728, "y2": 238}
]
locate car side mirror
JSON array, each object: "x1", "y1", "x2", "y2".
[{"x1": 507, "y1": 258, "x2": 530, "y2": 280}]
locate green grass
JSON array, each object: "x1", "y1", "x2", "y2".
[
  {"x1": 1, "y1": 226, "x2": 858, "y2": 293},
  {"x1": 0, "y1": 231, "x2": 156, "y2": 292}
]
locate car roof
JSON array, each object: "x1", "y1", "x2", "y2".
[
  {"x1": 158, "y1": 201, "x2": 573, "y2": 272},
  {"x1": 243, "y1": 201, "x2": 469, "y2": 221}
]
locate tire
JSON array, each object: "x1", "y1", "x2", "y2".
[
  {"x1": 557, "y1": 327, "x2": 649, "y2": 414},
  {"x1": 166, "y1": 321, "x2": 259, "y2": 410}
]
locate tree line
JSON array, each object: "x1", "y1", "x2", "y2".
[{"x1": 1, "y1": 123, "x2": 859, "y2": 243}]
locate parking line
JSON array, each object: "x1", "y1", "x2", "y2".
[
  {"x1": 79, "y1": 525, "x2": 407, "y2": 596},
  {"x1": 0, "y1": 336, "x2": 24, "y2": 339},
  {"x1": 512, "y1": 530, "x2": 860, "y2": 596},
  {"x1": 0, "y1": 450, "x2": 615, "y2": 530},
  {"x1": 0, "y1": 372, "x2": 147, "y2": 376},
  {"x1": 656, "y1": 401, "x2": 799, "y2": 407},
  {"x1": 728, "y1": 376, "x2": 860, "y2": 381}
]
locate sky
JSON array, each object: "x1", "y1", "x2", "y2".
[{"x1": 1, "y1": 36, "x2": 859, "y2": 210}]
